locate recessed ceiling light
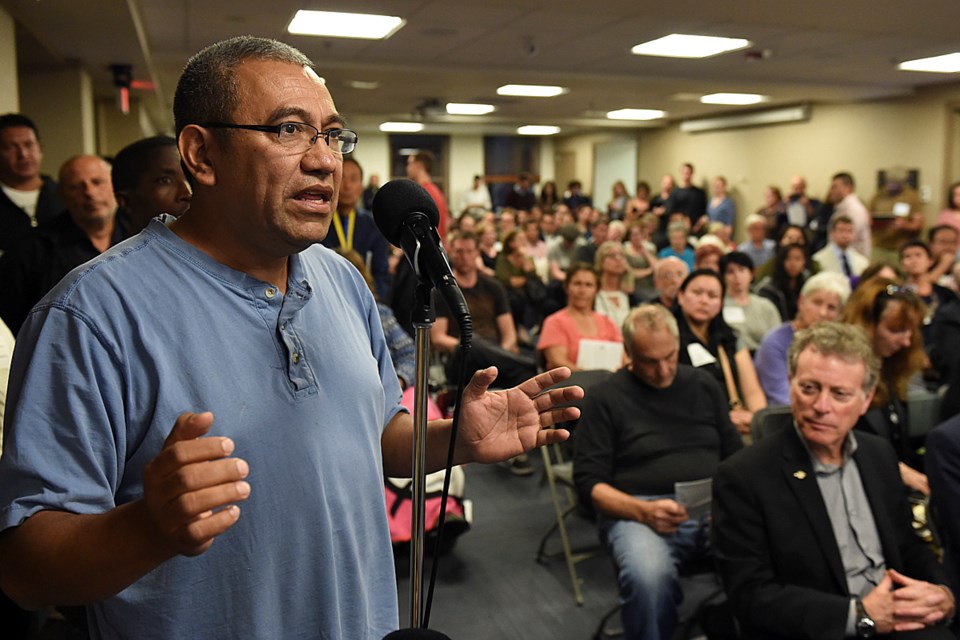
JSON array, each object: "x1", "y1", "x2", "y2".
[
  {"x1": 379, "y1": 122, "x2": 424, "y2": 132},
  {"x1": 606, "y1": 108, "x2": 667, "y2": 121},
  {"x1": 287, "y1": 10, "x2": 405, "y2": 40},
  {"x1": 445, "y1": 103, "x2": 496, "y2": 115},
  {"x1": 631, "y1": 34, "x2": 751, "y2": 59},
  {"x1": 897, "y1": 52, "x2": 960, "y2": 73},
  {"x1": 517, "y1": 125, "x2": 560, "y2": 136},
  {"x1": 700, "y1": 93, "x2": 769, "y2": 105},
  {"x1": 497, "y1": 84, "x2": 567, "y2": 98},
  {"x1": 348, "y1": 80, "x2": 379, "y2": 90}
]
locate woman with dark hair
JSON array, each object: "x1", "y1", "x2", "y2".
[
  {"x1": 844, "y1": 277, "x2": 930, "y2": 494},
  {"x1": 937, "y1": 181, "x2": 960, "y2": 233},
  {"x1": 539, "y1": 180, "x2": 560, "y2": 211},
  {"x1": 495, "y1": 228, "x2": 542, "y2": 330},
  {"x1": 537, "y1": 264, "x2": 622, "y2": 371},
  {"x1": 720, "y1": 252, "x2": 782, "y2": 353},
  {"x1": 755, "y1": 224, "x2": 808, "y2": 280},
  {"x1": 624, "y1": 180, "x2": 651, "y2": 221},
  {"x1": 755, "y1": 243, "x2": 810, "y2": 320},
  {"x1": 756, "y1": 185, "x2": 787, "y2": 239},
  {"x1": 674, "y1": 269, "x2": 767, "y2": 435}
]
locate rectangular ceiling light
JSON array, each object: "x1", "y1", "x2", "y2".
[
  {"x1": 517, "y1": 125, "x2": 560, "y2": 136},
  {"x1": 446, "y1": 103, "x2": 496, "y2": 115},
  {"x1": 700, "y1": 93, "x2": 769, "y2": 105},
  {"x1": 379, "y1": 122, "x2": 424, "y2": 132},
  {"x1": 498, "y1": 84, "x2": 566, "y2": 97},
  {"x1": 680, "y1": 104, "x2": 810, "y2": 133},
  {"x1": 897, "y1": 52, "x2": 960, "y2": 73},
  {"x1": 632, "y1": 34, "x2": 751, "y2": 59},
  {"x1": 607, "y1": 108, "x2": 667, "y2": 121},
  {"x1": 288, "y1": 10, "x2": 405, "y2": 39}
]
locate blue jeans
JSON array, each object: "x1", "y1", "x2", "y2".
[{"x1": 599, "y1": 494, "x2": 710, "y2": 640}]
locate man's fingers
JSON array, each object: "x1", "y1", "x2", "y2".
[
  {"x1": 535, "y1": 427, "x2": 570, "y2": 448},
  {"x1": 465, "y1": 367, "x2": 498, "y2": 394},
  {"x1": 539, "y1": 406, "x2": 581, "y2": 429},
  {"x1": 517, "y1": 367, "x2": 576, "y2": 396},
  {"x1": 164, "y1": 411, "x2": 215, "y2": 447},
  {"x1": 148, "y1": 436, "x2": 237, "y2": 479},
  {"x1": 533, "y1": 385, "x2": 584, "y2": 412},
  {"x1": 161, "y1": 479, "x2": 251, "y2": 525},
  {"x1": 179, "y1": 505, "x2": 243, "y2": 557}
]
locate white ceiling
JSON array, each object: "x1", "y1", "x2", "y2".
[{"x1": 5, "y1": 0, "x2": 960, "y2": 135}]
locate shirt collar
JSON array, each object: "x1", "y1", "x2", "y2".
[{"x1": 793, "y1": 420, "x2": 858, "y2": 473}]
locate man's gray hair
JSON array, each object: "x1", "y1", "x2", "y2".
[
  {"x1": 622, "y1": 304, "x2": 679, "y2": 358},
  {"x1": 174, "y1": 36, "x2": 315, "y2": 136},
  {"x1": 653, "y1": 256, "x2": 689, "y2": 279},
  {"x1": 799, "y1": 271, "x2": 852, "y2": 305},
  {"x1": 787, "y1": 322, "x2": 879, "y2": 393}
]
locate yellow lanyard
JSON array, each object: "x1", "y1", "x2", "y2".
[{"x1": 332, "y1": 209, "x2": 356, "y2": 251}]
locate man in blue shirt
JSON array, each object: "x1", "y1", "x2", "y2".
[{"x1": 0, "y1": 36, "x2": 581, "y2": 640}]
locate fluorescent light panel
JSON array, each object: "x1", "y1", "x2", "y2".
[
  {"x1": 897, "y1": 52, "x2": 960, "y2": 73},
  {"x1": 379, "y1": 122, "x2": 424, "y2": 132},
  {"x1": 607, "y1": 108, "x2": 666, "y2": 121},
  {"x1": 287, "y1": 10, "x2": 405, "y2": 40},
  {"x1": 680, "y1": 105, "x2": 810, "y2": 133},
  {"x1": 700, "y1": 93, "x2": 769, "y2": 106},
  {"x1": 631, "y1": 34, "x2": 751, "y2": 59},
  {"x1": 445, "y1": 103, "x2": 495, "y2": 115},
  {"x1": 517, "y1": 125, "x2": 560, "y2": 136},
  {"x1": 497, "y1": 84, "x2": 566, "y2": 97}
]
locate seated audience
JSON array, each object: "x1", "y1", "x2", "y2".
[
  {"x1": 657, "y1": 220, "x2": 695, "y2": 270},
  {"x1": 649, "y1": 257, "x2": 689, "y2": 308},
  {"x1": 563, "y1": 180, "x2": 592, "y2": 212},
  {"x1": 755, "y1": 243, "x2": 811, "y2": 320},
  {"x1": 844, "y1": 277, "x2": 929, "y2": 495},
  {"x1": 754, "y1": 223, "x2": 808, "y2": 281},
  {"x1": 112, "y1": 135, "x2": 191, "y2": 237},
  {"x1": 574, "y1": 304, "x2": 742, "y2": 640},
  {"x1": 475, "y1": 222, "x2": 499, "y2": 276},
  {"x1": 812, "y1": 214, "x2": 869, "y2": 280},
  {"x1": 594, "y1": 240, "x2": 636, "y2": 331},
  {"x1": 713, "y1": 322, "x2": 955, "y2": 640},
  {"x1": 623, "y1": 219, "x2": 658, "y2": 297},
  {"x1": 575, "y1": 215, "x2": 609, "y2": 265},
  {"x1": 675, "y1": 269, "x2": 767, "y2": 435},
  {"x1": 938, "y1": 181, "x2": 960, "y2": 234},
  {"x1": 927, "y1": 415, "x2": 960, "y2": 594},
  {"x1": 900, "y1": 240, "x2": 957, "y2": 346},
  {"x1": 737, "y1": 213, "x2": 776, "y2": 270},
  {"x1": 538, "y1": 264, "x2": 621, "y2": 371},
  {"x1": 430, "y1": 230, "x2": 535, "y2": 390},
  {"x1": 693, "y1": 241, "x2": 725, "y2": 273},
  {"x1": 720, "y1": 252, "x2": 782, "y2": 354},
  {"x1": 539, "y1": 180, "x2": 559, "y2": 211},
  {"x1": 754, "y1": 272, "x2": 851, "y2": 405},
  {"x1": 607, "y1": 180, "x2": 629, "y2": 220},
  {"x1": 756, "y1": 184, "x2": 787, "y2": 239},
  {"x1": 928, "y1": 224, "x2": 959, "y2": 291},
  {"x1": 495, "y1": 229, "x2": 542, "y2": 331}
]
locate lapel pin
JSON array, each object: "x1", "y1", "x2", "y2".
[{"x1": 793, "y1": 470, "x2": 807, "y2": 480}]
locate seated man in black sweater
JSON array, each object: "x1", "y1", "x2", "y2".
[{"x1": 574, "y1": 304, "x2": 743, "y2": 640}]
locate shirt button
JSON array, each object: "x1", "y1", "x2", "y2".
[
  {"x1": 265, "y1": 288, "x2": 276, "y2": 299},
  {"x1": 292, "y1": 353, "x2": 300, "y2": 364},
  {"x1": 280, "y1": 323, "x2": 286, "y2": 331}
]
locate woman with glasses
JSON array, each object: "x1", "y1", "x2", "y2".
[
  {"x1": 674, "y1": 269, "x2": 767, "y2": 436},
  {"x1": 537, "y1": 264, "x2": 622, "y2": 371},
  {"x1": 593, "y1": 241, "x2": 636, "y2": 330},
  {"x1": 844, "y1": 277, "x2": 930, "y2": 494}
]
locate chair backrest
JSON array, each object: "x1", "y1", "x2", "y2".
[
  {"x1": 907, "y1": 386, "x2": 945, "y2": 438},
  {"x1": 750, "y1": 404, "x2": 793, "y2": 442}
]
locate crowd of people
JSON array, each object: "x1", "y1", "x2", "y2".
[{"x1": 1, "y1": 34, "x2": 960, "y2": 639}]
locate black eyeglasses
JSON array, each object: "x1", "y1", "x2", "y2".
[{"x1": 201, "y1": 121, "x2": 357, "y2": 154}]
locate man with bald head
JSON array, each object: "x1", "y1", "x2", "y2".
[{"x1": 0, "y1": 154, "x2": 125, "y2": 334}]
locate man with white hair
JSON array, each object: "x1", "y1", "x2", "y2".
[{"x1": 650, "y1": 256, "x2": 689, "y2": 308}]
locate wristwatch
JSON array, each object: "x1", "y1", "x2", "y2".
[{"x1": 855, "y1": 598, "x2": 876, "y2": 638}]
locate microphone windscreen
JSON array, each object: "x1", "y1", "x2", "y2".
[
  {"x1": 382, "y1": 630, "x2": 452, "y2": 640},
  {"x1": 372, "y1": 179, "x2": 441, "y2": 245}
]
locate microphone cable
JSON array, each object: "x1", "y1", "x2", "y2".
[{"x1": 421, "y1": 314, "x2": 472, "y2": 628}]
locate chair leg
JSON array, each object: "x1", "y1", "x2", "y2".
[
  {"x1": 593, "y1": 603, "x2": 623, "y2": 639},
  {"x1": 540, "y1": 447, "x2": 585, "y2": 605}
]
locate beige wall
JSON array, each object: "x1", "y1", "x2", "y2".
[
  {"x1": 0, "y1": 8, "x2": 18, "y2": 114},
  {"x1": 637, "y1": 83, "x2": 960, "y2": 241}
]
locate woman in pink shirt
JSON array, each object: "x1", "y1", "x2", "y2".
[
  {"x1": 937, "y1": 181, "x2": 960, "y2": 233},
  {"x1": 538, "y1": 264, "x2": 622, "y2": 370}
]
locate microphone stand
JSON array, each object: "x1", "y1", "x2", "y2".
[{"x1": 408, "y1": 281, "x2": 435, "y2": 630}]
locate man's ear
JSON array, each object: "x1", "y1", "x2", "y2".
[{"x1": 178, "y1": 125, "x2": 217, "y2": 188}]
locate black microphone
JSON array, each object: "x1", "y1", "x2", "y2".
[{"x1": 373, "y1": 179, "x2": 470, "y2": 323}]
